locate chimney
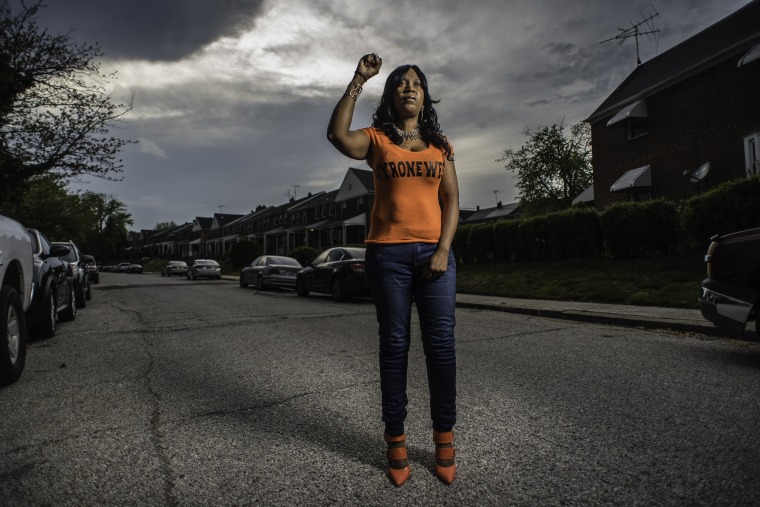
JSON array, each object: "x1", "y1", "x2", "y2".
[
  {"x1": 497, "y1": 201, "x2": 502, "y2": 209},
  {"x1": 476, "y1": 205, "x2": 480, "y2": 211}
]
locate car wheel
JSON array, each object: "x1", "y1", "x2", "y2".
[
  {"x1": 75, "y1": 283, "x2": 86, "y2": 308},
  {"x1": 331, "y1": 278, "x2": 346, "y2": 302},
  {"x1": 296, "y1": 278, "x2": 309, "y2": 297},
  {"x1": 239, "y1": 275, "x2": 248, "y2": 288},
  {"x1": 0, "y1": 285, "x2": 27, "y2": 386},
  {"x1": 31, "y1": 286, "x2": 56, "y2": 339},
  {"x1": 256, "y1": 275, "x2": 265, "y2": 290},
  {"x1": 59, "y1": 285, "x2": 77, "y2": 322}
]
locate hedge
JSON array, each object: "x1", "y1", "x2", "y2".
[{"x1": 679, "y1": 175, "x2": 760, "y2": 247}]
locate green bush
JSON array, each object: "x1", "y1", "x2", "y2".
[
  {"x1": 467, "y1": 223, "x2": 495, "y2": 262},
  {"x1": 288, "y1": 246, "x2": 318, "y2": 267},
  {"x1": 600, "y1": 200, "x2": 683, "y2": 258},
  {"x1": 493, "y1": 219, "x2": 520, "y2": 260},
  {"x1": 453, "y1": 224, "x2": 474, "y2": 264},
  {"x1": 230, "y1": 239, "x2": 262, "y2": 267},
  {"x1": 680, "y1": 175, "x2": 760, "y2": 247}
]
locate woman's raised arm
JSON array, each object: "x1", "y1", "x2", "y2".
[{"x1": 326, "y1": 53, "x2": 382, "y2": 160}]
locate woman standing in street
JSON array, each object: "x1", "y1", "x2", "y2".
[{"x1": 327, "y1": 53, "x2": 460, "y2": 486}]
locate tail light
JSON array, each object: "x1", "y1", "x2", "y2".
[
  {"x1": 705, "y1": 240, "x2": 718, "y2": 278},
  {"x1": 350, "y1": 263, "x2": 365, "y2": 272}
]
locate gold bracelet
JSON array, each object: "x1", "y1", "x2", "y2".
[{"x1": 344, "y1": 81, "x2": 362, "y2": 100}]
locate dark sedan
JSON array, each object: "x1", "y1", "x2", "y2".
[
  {"x1": 239, "y1": 255, "x2": 302, "y2": 290},
  {"x1": 161, "y1": 260, "x2": 188, "y2": 277},
  {"x1": 52, "y1": 240, "x2": 91, "y2": 308},
  {"x1": 26, "y1": 229, "x2": 77, "y2": 339},
  {"x1": 295, "y1": 247, "x2": 370, "y2": 301},
  {"x1": 699, "y1": 227, "x2": 760, "y2": 338}
]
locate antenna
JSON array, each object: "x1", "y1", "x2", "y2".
[
  {"x1": 217, "y1": 205, "x2": 226, "y2": 214},
  {"x1": 600, "y1": 4, "x2": 660, "y2": 66},
  {"x1": 493, "y1": 190, "x2": 501, "y2": 204},
  {"x1": 290, "y1": 184, "x2": 300, "y2": 199}
]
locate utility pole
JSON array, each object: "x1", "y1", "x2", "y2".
[{"x1": 600, "y1": 5, "x2": 660, "y2": 66}]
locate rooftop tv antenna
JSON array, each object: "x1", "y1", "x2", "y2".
[
  {"x1": 600, "y1": 4, "x2": 660, "y2": 66},
  {"x1": 493, "y1": 190, "x2": 501, "y2": 204},
  {"x1": 217, "y1": 205, "x2": 226, "y2": 214},
  {"x1": 290, "y1": 184, "x2": 300, "y2": 199}
]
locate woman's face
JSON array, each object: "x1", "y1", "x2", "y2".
[{"x1": 393, "y1": 68, "x2": 425, "y2": 121}]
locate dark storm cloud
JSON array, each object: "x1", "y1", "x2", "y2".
[{"x1": 35, "y1": 0, "x2": 266, "y2": 61}]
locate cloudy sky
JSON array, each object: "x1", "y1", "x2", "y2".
[{"x1": 33, "y1": 0, "x2": 750, "y2": 230}]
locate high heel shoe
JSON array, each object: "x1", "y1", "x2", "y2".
[
  {"x1": 384, "y1": 433, "x2": 411, "y2": 487},
  {"x1": 433, "y1": 430, "x2": 456, "y2": 484}
]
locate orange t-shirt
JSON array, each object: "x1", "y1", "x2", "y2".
[{"x1": 361, "y1": 127, "x2": 452, "y2": 244}]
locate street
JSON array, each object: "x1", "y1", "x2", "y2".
[{"x1": 1, "y1": 273, "x2": 759, "y2": 506}]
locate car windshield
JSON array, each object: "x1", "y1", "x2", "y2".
[
  {"x1": 169, "y1": 261, "x2": 187, "y2": 267},
  {"x1": 196, "y1": 260, "x2": 219, "y2": 266},
  {"x1": 268, "y1": 256, "x2": 301, "y2": 267}
]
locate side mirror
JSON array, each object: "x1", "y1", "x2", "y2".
[{"x1": 47, "y1": 244, "x2": 70, "y2": 258}]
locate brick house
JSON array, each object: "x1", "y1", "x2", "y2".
[{"x1": 586, "y1": 0, "x2": 760, "y2": 208}]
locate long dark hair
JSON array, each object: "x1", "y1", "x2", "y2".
[{"x1": 372, "y1": 64, "x2": 452, "y2": 158}]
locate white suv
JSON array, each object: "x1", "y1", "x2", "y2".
[{"x1": 0, "y1": 215, "x2": 34, "y2": 385}]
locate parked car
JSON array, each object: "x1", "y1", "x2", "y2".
[
  {"x1": 52, "y1": 241, "x2": 91, "y2": 308},
  {"x1": 128, "y1": 264, "x2": 143, "y2": 274},
  {"x1": 161, "y1": 260, "x2": 188, "y2": 277},
  {"x1": 117, "y1": 262, "x2": 131, "y2": 272},
  {"x1": 26, "y1": 228, "x2": 77, "y2": 339},
  {"x1": 83, "y1": 255, "x2": 99, "y2": 284},
  {"x1": 0, "y1": 215, "x2": 34, "y2": 386},
  {"x1": 186, "y1": 259, "x2": 221, "y2": 280},
  {"x1": 239, "y1": 255, "x2": 302, "y2": 290},
  {"x1": 295, "y1": 247, "x2": 370, "y2": 301},
  {"x1": 699, "y1": 227, "x2": 760, "y2": 338}
]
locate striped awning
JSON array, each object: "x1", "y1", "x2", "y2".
[
  {"x1": 738, "y1": 42, "x2": 760, "y2": 67},
  {"x1": 610, "y1": 165, "x2": 651, "y2": 192},
  {"x1": 607, "y1": 99, "x2": 648, "y2": 126}
]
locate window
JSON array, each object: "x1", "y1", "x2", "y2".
[
  {"x1": 358, "y1": 197, "x2": 364, "y2": 210},
  {"x1": 745, "y1": 133, "x2": 760, "y2": 177},
  {"x1": 627, "y1": 117, "x2": 648, "y2": 140}
]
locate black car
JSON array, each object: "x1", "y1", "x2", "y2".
[
  {"x1": 699, "y1": 227, "x2": 760, "y2": 338},
  {"x1": 239, "y1": 255, "x2": 302, "y2": 290},
  {"x1": 52, "y1": 241, "x2": 91, "y2": 308},
  {"x1": 26, "y1": 229, "x2": 77, "y2": 339},
  {"x1": 295, "y1": 247, "x2": 370, "y2": 301},
  {"x1": 161, "y1": 260, "x2": 188, "y2": 277},
  {"x1": 83, "y1": 255, "x2": 99, "y2": 284}
]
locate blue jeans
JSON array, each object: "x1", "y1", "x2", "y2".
[{"x1": 365, "y1": 243, "x2": 457, "y2": 436}]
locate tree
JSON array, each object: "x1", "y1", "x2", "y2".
[
  {"x1": 0, "y1": 0, "x2": 134, "y2": 212},
  {"x1": 498, "y1": 120, "x2": 592, "y2": 215},
  {"x1": 154, "y1": 221, "x2": 177, "y2": 232}
]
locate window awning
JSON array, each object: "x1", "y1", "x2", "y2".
[
  {"x1": 572, "y1": 184, "x2": 594, "y2": 204},
  {"x1": 188, "y1": 238, "x2": 202, "y2": 245},
  {"x1": 738, "y1": 42, "x2": 760, "y2": 68},
  {"x1": 607, "y1": 99, "x2": 648, "y2": 126},
  {"x1": 610, "y1": 165, "x2": 651, "y2": 192}
]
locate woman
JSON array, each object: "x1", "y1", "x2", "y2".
[{"x1": 327, "y1": 53, "x2": 460, "y2": 486}]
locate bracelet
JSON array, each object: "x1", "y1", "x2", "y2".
[{"x1": 344, "y1": 81, "x2": 363, "y2": 100}]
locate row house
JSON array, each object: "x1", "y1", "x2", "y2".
[
  {"x1": 586, "y1": 0, "x2": 760, "y2": 207},
  {"x1": 205, "y1": 213, "x2": 244, "y2": 256}
]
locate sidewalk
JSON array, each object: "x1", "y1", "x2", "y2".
[{"x1": 455, "y1": 293, "x2": 722, "y2": 336}]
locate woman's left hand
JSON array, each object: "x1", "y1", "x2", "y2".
[{"x1": 423, "y1": 249, "x2": 449, "y2": 279}]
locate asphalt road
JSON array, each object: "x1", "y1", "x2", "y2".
[{"x1": 2, "y1": 273, "x2": 759, "y2": 506}]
